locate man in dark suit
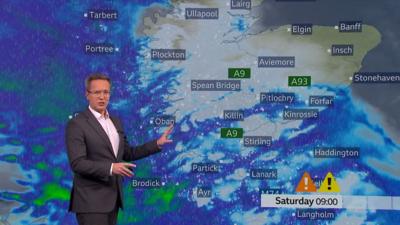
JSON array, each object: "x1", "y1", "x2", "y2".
[{"x1": 66, "y1": 73, "x2": 173, "y2": 225}]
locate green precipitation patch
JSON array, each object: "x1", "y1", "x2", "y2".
[
  {"x1": 32, "y1": 145, "x2": 45, "y2": 154},
  {"x1": 29, "y1": 61, "x2": 83, "y2": 123},
  {"x1": 0, "y1": 74, "x2": 22, "y2": 92},
  {"x1": 35, "y1": 162, "x2": 48, "y2": 170},
  {"x1": 118, "y1": 181, "x2": 188, "y2": 224},
  {"x1": 52, "y1": 167, "x2": 64, "y2": 179},
  {"x1": 133, "y1": 162, "x2": 152, "y2": 178},
  {"x1": 117, "y1": 183, "x2": 143, "y2": 223},
  {"x1": 0, "y1": 122, "x2": 7, "y2": 129},
  {"x1": 118, "y1": 163, "x2": 188, "y2": 223},
  {"x1": 38, "y1": 126, "x2": 57, "y2": 134},
  {"x1": 117, "y1": 162, "x2": 151, "y2": 223},
  {"x1": 9, "y1": 139, "x2": 22, "y2": 145},
  {"x1": 1, "y1": 61, "x2": 84, "y2": 123},
  {"x1": 1, "y1": 192, "x2": 22, "y2": 201},
  {"x1": 2, "y1": 154, "x2": 17, "y2": 162},
  {"x1": 143, "y1": 181, "x2": 188, "y2": 213},
  {"x1": 33, "y1": 183, "x2": 69, "y2": 206},
  {"x1": 35, "y1": 162, "x2": 64, "y2": 179}
]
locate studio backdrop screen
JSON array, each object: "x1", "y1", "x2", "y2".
[{"x1": 1, "y1": 0, "x2": 400, "y2": 224}]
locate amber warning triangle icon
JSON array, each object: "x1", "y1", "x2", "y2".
[
  {"x1": 295, "y1": 172, "x2": 317, "y2": 192},
  {"x1": 318, "y1": 172, "x2": 340, "y2": 193}
]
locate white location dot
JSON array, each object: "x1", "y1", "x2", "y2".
[
  {"x1": 327, "y1": 49, "x2": 331, "y2": 53},
  {"x1": 334, "y1": 25, "x2": 339, "y2": 29},
  {"x1": 287, "y1": 27, "x2": 291, "y2": 32},
  {"x1": 115, "y1": 47, "x2": 119, "y2": 52},
  {"x1": 349, "y1": 76, "x2": 353, "y2": 81},
  {"x1": 162, "y1": 182, "x2": 166, "y2": 186},
  {"x1": 68, "y1": 115, "x2": 73, "y2": 119},
  {"x1": 84, "y1": 13, "x2": 88, "y2": 18}
]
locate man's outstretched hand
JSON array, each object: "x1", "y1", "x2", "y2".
[
  {"x1": 112, "y1": 163, "x2": 136, "y2": 177},
  {"x1": 156, "y1": 123, "x2": 174, "y2": 148}
]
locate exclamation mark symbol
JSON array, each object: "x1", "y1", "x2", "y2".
[
  {"x1": 328, "y1": 178, "x2": 332, "y2": 190},
  {"x1": 304, "y1": 177, "x2": 308, "y2": 190}
]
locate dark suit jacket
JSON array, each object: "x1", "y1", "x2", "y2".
[{"x1": 65, "y1": 108, "x2": 161, "y2": 213}]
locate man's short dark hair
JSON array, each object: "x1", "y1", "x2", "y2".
[{"x1": 85, "y1": 73, "x2": 111, "y2": 90}]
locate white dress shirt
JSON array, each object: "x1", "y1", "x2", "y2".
[{"x1": 88, "y1": 106, "x2": 119, "y2": 175}]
